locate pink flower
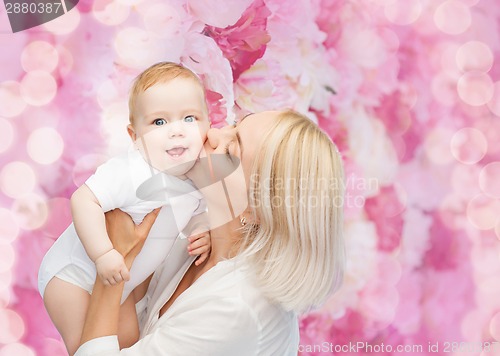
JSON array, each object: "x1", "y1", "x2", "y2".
[
  {"x1": 399, "y1": 208, "x2": 432, "y2": 269},
  {"x1": 314, "y1": 108, "x2": 349, "y2": 154},
  {"x1": 344, "y1": 106, "x2": 399, "y2": 187},
  {"x1": 424, "y1": 213, "x2": 471, "y2": 270},
  {"x1": 204, "y1": 90, "x2": 227, "y2": 128},
  {"x1": 234, "y1": 58, "x2": 300, "y2": 113},
  {"x1": 204, "y1": 0, "x2": 271, "y2": 81},
  {"x1": 187, "y1": 0, "x2": 254, "y2": 28},
  {"x1": 299, "y1": 313, "x2": 333, "y2": 355},
  {"x1": 182, "y1": 32, "x2": 235, "y2": 124},
  {"x1": 314, "y1": 0, "x2": 346, "y2": 48},
  {"x1": 327, "y1": 54, "x2": 364, "y2": 111},
  {"x1": 392, "y1": 269, "x2": 423, "y2": 335},
  {"x1": 364, "y1": 186, "x2": 405, "y2": 252},
  {"x1": 421, "y1": 268, "x2": 475, "y2": 342}
]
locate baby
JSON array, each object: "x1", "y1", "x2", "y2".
[{"x1": 38, "y1": 62, "x2": 211, "y2": 355}]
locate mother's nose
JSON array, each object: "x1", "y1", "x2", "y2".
[{"x1": 207, "y1": 126, "x2": 236, "y2": 153}]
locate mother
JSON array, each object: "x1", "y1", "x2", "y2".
[{"x1": 75, "y1": 109, "x2": 345, "y2": 355}]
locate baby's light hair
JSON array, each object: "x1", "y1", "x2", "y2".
[
  {"x1": 128, "y1": 62, "x2": 206, "y2": 124},
  {"x1": 239, "y1": 110, "x2": 345, "y2": 313}
]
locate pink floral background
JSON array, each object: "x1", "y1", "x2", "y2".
[{"x1": 1, "y1": 0, "x2": 500, "y2": 355}]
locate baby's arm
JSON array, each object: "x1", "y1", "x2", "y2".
[
  {"x1": 71, "y1": 184, "x2": 130, "y2": 285},
  {"x1": 183, "y1": 212, "x2": 211, "y2": 266}
]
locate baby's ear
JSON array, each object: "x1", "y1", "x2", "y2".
[{"x1": 127, "y1": 124, "x2": 137, "y2": 142}]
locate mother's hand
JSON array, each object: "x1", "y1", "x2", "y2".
[{"x1": 104, "y1": 208, "x2": 161, "y2": 269}]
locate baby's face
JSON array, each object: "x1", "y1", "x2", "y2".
[{"x1": 129, "y1": 77, "x2": 210, "y2": 176}]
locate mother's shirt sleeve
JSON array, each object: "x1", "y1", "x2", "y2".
[{"x1": 75, "y1": 297, "x2": 260, "y2": 356}]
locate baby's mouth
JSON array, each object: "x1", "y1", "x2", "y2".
[{"x1": 166, "y1": 147, "x2": 187, "y2": 158}]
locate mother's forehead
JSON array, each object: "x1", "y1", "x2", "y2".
[{"x1": 237, "y1": 110, "x2": 282, "y2": 130}]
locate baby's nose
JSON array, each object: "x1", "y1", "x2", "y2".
[{"x1": 168, "y1": 121, "x2": 185, "y2": 137}]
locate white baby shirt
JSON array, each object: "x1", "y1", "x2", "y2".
[{"x1": 38, "y1": 149, "x2": 205, "y2": 303}]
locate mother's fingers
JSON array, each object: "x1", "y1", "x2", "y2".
[{"x1": 137, "y1": 208, "x2": 161, "y2": 239}]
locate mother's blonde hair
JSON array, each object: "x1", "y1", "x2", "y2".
[{"x1": 240, "y1": 110, "x2": 345, "y2": 313}]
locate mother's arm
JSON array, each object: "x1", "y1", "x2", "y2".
[
  {"x1": 77, "y1": 295, "x2": 260, "y2": 356},
  {"x1": 74, "y1": 210, "x2": 261, "y2": 356},
  {"x1": 77, "y1": 208, "x2": 160, "y2": 349}
]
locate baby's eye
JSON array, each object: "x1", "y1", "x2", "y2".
[
  {"x1": 184, "y1": 115, "x2": 196, "y2": 123},
  {"x1": 154, "y1": 118, "x2": 166, "y2": 126}
]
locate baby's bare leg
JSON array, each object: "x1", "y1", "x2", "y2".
[{"x1": 43, "y1": 277, "x2": 90, "y2": 356}]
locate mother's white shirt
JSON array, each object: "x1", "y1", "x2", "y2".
[{"x1": 75, "y1": 236, "x2": 300, "y2": 355}]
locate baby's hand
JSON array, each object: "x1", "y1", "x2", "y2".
[
  {"x1": 187, "y1": 228, "x2": 211, "y2": 266},
  {"x1": 95, "y1": 249, "x2": 130, "y2": 286}
]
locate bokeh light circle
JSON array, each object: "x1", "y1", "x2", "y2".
[
  {"x1": 72, "y1": 154, "x2": 108, "y2": 186},
  {"x1": 451, "y1": 164, "x2": 481, "y2": 200},
  {"x1": 384, "y1": 0, "x2": 422, "y2": 25},
  {"x1": 41, "y1": 338, "x2": 67, "y2": 356},
  {"x1": 142, "y1": 3, "x2": 182, "y2": 36},
  {"x1": 20, "y1": 71, "x2": 57, "y2": 107},
  {"x1": 27, "y1": 127, "x2": 64, "y2": 165},
  {"x1": 431, "y1": 71, "x2": 458, "y2": 106},
  {"x1": 0, "y1": 81, "x2": 27, "y2": 118},
  {"x1": 461, "y1": 0, "x2": 480, "y2": 5},
  {"x1": 21, "y1": 41, "x2": 59, "y2": 73},
  {"x1": 439, "y1": 193, "x2": 465, "y2": 230},
  {"x1": 450, "y1": 127, "x2": 487, "y2": 164},
  {"x1": 434, "y1": 0, "x2": 471, "y2": 35},
  {"x1": 0, "y1": 343, "x2": 34, "y2": 356},
  {"x1": 487, "y1": 81, "x2": 500, "y2": 117},
  {"x1": 473, "y1": 116, "x2": 500, "y2": 155},
  {"x1": 0, "y1": 208, "x2": 20, "y2": 243},
  {"x1": 495, "y1": 219, "x2": 500, "y2": 241},
  {"x1": 0, "y1": 162, "x2": 37, "y2": 199},
  {"x1": 43, "y1": 8, "x2": 81, "y2": 35},
  {"x1": 100, "y1": 101, "x2": 131, "y2": 153},
  {"x1": 0, "y1": 309, "x2": 25, "y2": 344},
  {"x1": 56, "y1": 45, "x2": 74, "y2": 77},
  {"x1": 456, "y1": 41, "x2": 493, "y2": 73},
  {"x1": 0, "y1": 242, "x2": 15, "y2": 273},
  {"x1": 0, "y1": 270, "x2": 12, "y2": 297},
  {"x1": 92, "y1": 0, "x2": 130, "y2": 26},
  {"x1": 400, "y1": 83, "x2": 418, "y2": 109},
  {"x1": 20, "y1": 107, "x2": 61, "y2": 131},
  {"x1": 461, "y1": 311, "x2": 483, "y2": 342},
  {"x1": 471, "y1": 244, "x2": 500, "y2": 274},
  {"x1": 479, "y1": 162, "x2": 500, "y2": 199},
  {"x1": 367, "y1": 0, "x2": 398, "y2": 5},
  {"x1": 96, "y1": 80, "x2": 119, "y2": 109},
  {"x1": 457, "y1": 72, "x2": 494, "y2": 106},
  {"x1": 466, "y1": 194, "x2": 500, "y2": 230},
  {"x1": 114, "y1": 27, "x2": 163, "y2": 68},
  {"x1": 0, "y1": 117, "x2": 14, "y2": 154},
  {"x1": 438, "y1": 41, "x2": 461, "y2": 75},
  {"x1": 424, "y1": 127, "x2": 455, "y2": 165},
  {"x1": 477, "y1": 276, "x2": 500, "y2": 312},
  {"x1": 490, "y1": 312, "x2": 500, "y2": 341},
  {"x1": 43, "y1": 197, "x2": 72, "y2": 238},
  {"x1": 117, "y1": 0, "x2": 143, "y2": 6},
  {"x1": 12, "y1": 194, "x2": 49, "y2": 230}
]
